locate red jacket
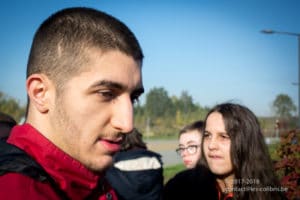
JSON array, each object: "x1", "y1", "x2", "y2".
[{"x1": 0, "y1": 124, "x2": 117, "y2": 200}]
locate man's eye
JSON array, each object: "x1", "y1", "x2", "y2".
[{"x1": 99, "y1": 91, "x2": 116, "y2": 100}]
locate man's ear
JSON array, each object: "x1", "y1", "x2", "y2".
[{"x1": 26, "y1": 74, "x2": 53, "y2": 113}]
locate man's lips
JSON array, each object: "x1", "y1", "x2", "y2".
[{"x1": 100, "y1": 139, "x2": 122, "y2": 153}]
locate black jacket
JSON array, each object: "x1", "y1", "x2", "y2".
[
  {"x1": 163, "y1": 165, "x2": 218, "y2": 200},
  {"x1": 106, "y1": 149, "x2": 163, "y2": 200}
]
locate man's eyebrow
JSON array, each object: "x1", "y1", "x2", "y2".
[
  {"x1": 90, "y1": 80, "x2": 144, "y2": 95},
  {"x1": 91, "y1": 80, "x2": 125, "y2": 90}
]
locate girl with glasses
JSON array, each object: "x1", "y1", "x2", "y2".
[
  {"x1": 176, "y1": 120, "x2": 204, "y2": 168},
  {"x1": 163, "y1": 120, "x2": 218, "y2": 200}
]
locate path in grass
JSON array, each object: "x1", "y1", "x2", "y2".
[{"x1": 145, "y1": 139, "x2": 182, "y2": 167}]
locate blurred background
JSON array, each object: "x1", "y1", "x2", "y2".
[
  {"x1": 0, "y1": 2, "x2": 299, "y2": 196},
  {"x1": 1, "y1": 0, "x2": 299, "y2": 135}
]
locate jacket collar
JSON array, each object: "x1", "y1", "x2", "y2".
[{"x1": 7, "y1": 123, "x2": 102, "y2": 199}]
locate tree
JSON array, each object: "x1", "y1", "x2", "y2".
[
  {"x1": 177, "y1": 91, "x2": 195, "y2": 113},
  {"x1": 272, "y1": 94, "x2": 296, "y2": 119},
  {"x1": 173, "y1": 91, "x2": 197, "y2": 125},
  {"x1": 132, "y1": 87, "x2": 209, "y2": 136},
  {"x1": 145, "y1": 87, "x2": 175, "y2": 119},
  {"x1": 0, "y1": 91, "x2": 26, "y2": 123}
]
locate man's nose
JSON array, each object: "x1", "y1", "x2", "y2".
[{"x1": 111, "y1": 95, "x2": 134, "y2": 133}]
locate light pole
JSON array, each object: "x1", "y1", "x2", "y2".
[{"x1": 261, "y1": 29, "x2": 300, "y2": 126}]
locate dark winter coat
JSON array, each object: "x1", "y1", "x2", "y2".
[
  {"x1": 163, "y1": 165, "x2": 218, "y2": 200},
  {"x1": 106, "y1": 148, "x2": 163, "y2": 200}
]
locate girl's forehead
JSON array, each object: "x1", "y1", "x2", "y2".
[{"x1": 206, "y1": 112, "x2": 225, "y2": 130}]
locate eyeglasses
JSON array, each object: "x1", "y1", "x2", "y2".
[{"x1": 175, "y1": 145, "x2": 200, "y2": 155}]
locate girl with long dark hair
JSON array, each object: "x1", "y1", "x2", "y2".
[{"x1": 202, "y1": 103, "x2": 286, "y2": 200}]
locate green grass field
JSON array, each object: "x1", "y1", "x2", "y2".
[{"x1": 163, "y1": 164, "x2": 185, "y2": 184}]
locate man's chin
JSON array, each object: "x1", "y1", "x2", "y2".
[{"x1": 88, "y1": 156, "x2": 114, "y2": 173}]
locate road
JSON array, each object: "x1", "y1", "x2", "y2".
[{"x1": 145, "y1": 139, "x2": 182, "y2": 167}]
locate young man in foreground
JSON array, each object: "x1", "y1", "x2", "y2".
[{"x1": 0, "y1": 7, "x2": 144, "y2": 199}]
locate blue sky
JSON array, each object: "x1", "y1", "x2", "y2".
[{"x1": 0, "y1": 0, "x2": 299, "y2": 117}]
